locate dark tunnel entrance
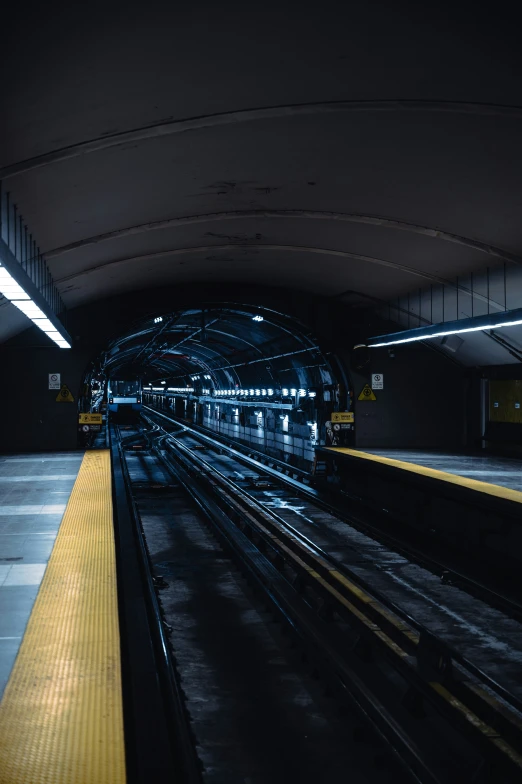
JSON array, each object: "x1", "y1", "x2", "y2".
[{"x1": 79, "y1": 303, "x2": 352, "y2": 469}]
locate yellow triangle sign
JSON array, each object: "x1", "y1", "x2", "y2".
[
  {"x1": 358, "y1": 384, "x2": 376, "y2": 401},
  {"x1": 56, "y1": 384, "x2": 74, "y2": 403}
]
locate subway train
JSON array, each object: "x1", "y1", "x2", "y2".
[{"x1": 107, "y1": 378, "x2": 142, "y2": 419}]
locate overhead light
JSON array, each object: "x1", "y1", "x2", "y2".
[
  {"x1": 268, "y1": 389, "x2": 274, "y2": 396},
  {"x1": 308, "y1": 391, "x2": 317, "y2": 398},
  {"x1": 34, "y1": 318, "x2": 58, "y2": 331},
  {"x1": 262, "y1": 389, "x2": 267, "y2": 395},
  {"x1": 11, "y1": 301, "x2": 46, "y2": 319},
  {"x1": 154, "y1": 316, "x2": 163, "y2": 323},
  {"x1": 290, "y1": 388, "x2": 297, "y2": 396},
  {"x1": 0, "y1": 268, "x2": 30, "y2": 300},
  {"x1": 252, "y1": 315, "x2": 264, "y2": 322},
  {"x1": 368, "y1": 308, "x2": 522, "y2": 348},
  {"x1": 299, "y1": 389, "x2": 306, "y2": 397},
  {"x1": 0, "y1": 264, "x2": 71, "y2": 348},
  {"x1": 255, "y1": 389, "x2": 260, "y2": 395},
  {"x1": 161, "y1": 381, "x2": 166, "y2": 384},
  {"x1": 282, "y1": 388, "x2": 289, "y2": 396},
  {"x1": 250, "y1": 389, "x2": 255, "y2": 395}
]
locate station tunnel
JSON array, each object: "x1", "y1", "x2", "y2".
[{"x1": 1, "y1": 4, "x2": 522, "y2": 784}]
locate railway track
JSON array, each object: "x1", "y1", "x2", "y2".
[
  {"x1": 145, "y1": 407, "x2": 522, "y2": 619},
  {"x1": 113, "y1": 423, "x2": 409, "y2": 784},
  {"x1": 129, "y1": 407, "x2": 522, "y2": 783}
]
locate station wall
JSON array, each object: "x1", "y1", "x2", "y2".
[
  {"x1": 348, "y1": 342, "x2": 467, "y2": 449},
  {"x1": 0, "y1": 344, "x2": 89, "y2": 453}
]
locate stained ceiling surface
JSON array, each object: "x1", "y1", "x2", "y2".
[{"x1": 1, "y1": 3, "x2": 522, "y2": 364}]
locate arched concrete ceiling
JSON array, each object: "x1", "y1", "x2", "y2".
[
  {"x1": 100, "y1": 306, "x2": 336, "y2": 393},
  {"x1": 1, "y1": 3, "x2": 522, "y2": 359}
]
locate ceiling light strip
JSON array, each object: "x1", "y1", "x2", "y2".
[
  {"x1": 0, "y1": 246, "x2": 72, "y2": 348},
  {"x1": 368, "y1": 307, "x2": 522, "y2": 348}
]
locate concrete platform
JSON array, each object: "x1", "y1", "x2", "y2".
[
  {"x1": 356, "y1": 449, "x2": 522, "y2": 493},
  {"x1": 0, "y1": 452, "x2": 84, "y2": 699},
  {"x1": 318, "y1": 446, "x2": 522, "y2": 566}
]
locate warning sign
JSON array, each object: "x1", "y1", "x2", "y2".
[
  {"x1": 79, "y1": 413, "x2": 102, "y2": 424},
  {"x1": 56, "y1": 384, "x2": 74, "y2": 403},
  {"x1": 371, "y1": 373, "x2": 383, "y2": 390},
  {"x1": 331, "y1": 412, "x2": 354, "y2": 423},
  {"x1": 48, "y1": 373, "x2": 61, "y2": 390},
  {"x1": 358, "y1": 384, "x2": 377, "y2": 401}
]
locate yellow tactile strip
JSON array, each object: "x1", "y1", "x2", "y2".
[
  {"x1": 327, "y1": 447, "x2": 522, "y2": 505},
  {"x1": 0, "y1": 450, "x2": 126, "y2": 784}
]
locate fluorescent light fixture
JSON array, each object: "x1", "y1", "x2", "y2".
[
  {"x1": 255, "y1": 389, "x2": 260, "y2": 395},
  {"x1": 161, "y1": 381, "x2": 166, "y2": 384},
  {"x1": 262, "y1": 389, "x2": 267, "y2": 395},
  {"x1": 368, "y1": 307, "x2": 522, "y2": 348},
  {"x1": 11, "y1": 301, "x2": 46, "y2": 319},
  {"x1": 0, "y1": 268, "x2": 30, "y2": 300},
  {"x1": 252, "y1": 315, "x2": 264, "y2": 321},
  {"x1": 268, "y1": 389, "x2": 274, "y2": 396},
  {"x1": 250, "y1": 389, "x2": 254, "y2": 395},
  {"x1": 299, "y1": 389, "x2": 306, "y2": 397},
  {"x1": 34, "y1": 318, "x2": 59, "y2": 331},
  {"x1": 154, "y1": 316, "x2": 163, "y2": 323},
  {"x1": 290, "y1": 388, "x2": 297, "y2": 396},
  {"x1": 308, "y1": 391, "x2": 316, "y2": 398},
  {"x1": 0, "y1": 263, "x2": 71, "y2": 348},
  {"x1": 282, "y1": 388, "x2": 289, "y2": 396}
]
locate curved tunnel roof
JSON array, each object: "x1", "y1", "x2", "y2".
[
  {"x1": 1, "y1": 4, "x2": 522, "y2": 365},
  {"x1": 101, "y1": 305, "x2": 337, "y2": 395}
]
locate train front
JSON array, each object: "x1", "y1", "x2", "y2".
[{"x1": 108, "y1": 379, "x2": 142, "y2": 420}]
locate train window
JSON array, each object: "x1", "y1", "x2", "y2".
[{"x1": 112, "y1": 380, "x2": 140, "y2": 395}]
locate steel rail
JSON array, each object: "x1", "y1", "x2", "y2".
[
  {"x1": 143, "y1": 405, "x2": 522, "y2": 621},
  {"x1": 110, "y1": 424, "x2": 203, "y2": 783},
  {"x1": 149, "y1": 432, "x2": 435, "y2": 784},
  {"x1": 144, "y1": 419, "x2": 522, "y2": 780}
]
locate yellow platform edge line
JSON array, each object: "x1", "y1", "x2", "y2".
[
  {"x1": 327, "y1": 447, "x2": 522, "y2": 505},
  {"x1": 0, "y1": 450, "x2": 126, "y2": 784}
]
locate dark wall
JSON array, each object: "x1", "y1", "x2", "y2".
[
  {"x1": 0, "y1": 340, "x2": 90, "y2": 453},
  {"x1": 0, "y1": 284, "x2": 469, "y2": 453},
  {"x1": 349, "y1": 342, "x2": 467, "y2": 449}
]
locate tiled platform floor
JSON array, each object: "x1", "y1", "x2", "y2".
[{"x1": 0, "y1": 452, "x2": 83, "y2": 698}]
